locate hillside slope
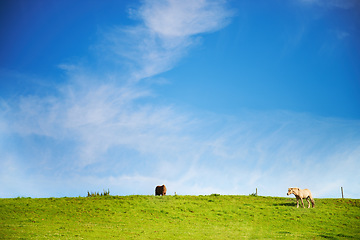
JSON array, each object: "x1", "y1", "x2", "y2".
[{"x1": 1, "y1": 195, "x2": 359, "y2": 239}]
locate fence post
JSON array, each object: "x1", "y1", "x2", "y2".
[
  {"x1": 341, "y1": 187, "x2": 344, "y2": 199},
  {"x1": 256, "y1": 188, "x2": 258, "y2": 196}
]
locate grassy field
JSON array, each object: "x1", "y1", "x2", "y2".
[{"x1": 0, "y1": 195, "x2": 359, "y2": 239}]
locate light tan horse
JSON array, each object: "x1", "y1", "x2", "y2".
[{"x1": 287, "y1": 188, "x2": 315, "y2": 208}]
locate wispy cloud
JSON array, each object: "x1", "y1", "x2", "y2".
[
  {"x1": 284, "y1": 0, "x2": 358, "y2": 57},
  {"x1": 140, "y1": 0, "x2": 232, "y2": 38},
  {"x1": 0, "y1": 0, "x2": 235, "y2": 198},
  {"x1": 298, "y1": 0, "x2": 359, "y2": 9},
  {"x1": 0, "y1": 0, "x2": 359, "y2": 199},
  {"x1": 2, "y1": 87, "x2": 359, "y2": 198},
  {"x1": 105, "y1": 0, "x2": 233, "y2": 81}
]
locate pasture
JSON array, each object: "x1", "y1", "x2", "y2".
[{"x1": 0, "y1": 195, "x2": 359, "y2": 239}]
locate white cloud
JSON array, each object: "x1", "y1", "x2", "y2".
[
  {"x1": 140, "y1": 0, "x2": 232, "y2": 38},
  {"x1": 2, "y1": 91, "x2": 360, "y2": 198},
  {"x1": 0, "y1": 0, "x2": 235, "y2": 197},
  {"x1": 105, "y1": 0, "x2": 233, "y2": 82},
  {"x1": 335, "y1": 30, "x2": 350, "y2": 40},
  {"x1": 1, "y1": 0, "x2": 359, "y2": 199},
  {"x1": 298, "y1": 0, "x2": 359, "y2": 9}
]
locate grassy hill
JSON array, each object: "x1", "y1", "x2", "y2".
[{"x1": 0, "y1": 195, "x2": 359, "y2": 239}]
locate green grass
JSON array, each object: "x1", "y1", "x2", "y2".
[{"x1": 0, "y1": 195, "x2": 359, "y2": 239}]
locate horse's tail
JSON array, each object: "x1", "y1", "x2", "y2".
[{"x1": 310, "y1": 197, "x2": 315, "y2": 208}]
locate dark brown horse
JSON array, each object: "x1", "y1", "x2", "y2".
[{"x1": 155, "y1": 185, "x2": 167, "y2": 196}]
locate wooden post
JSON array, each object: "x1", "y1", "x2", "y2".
[
  {"x1": 341, "y1": 187, "x2": 344, "y2": 199},
  {"x1": 256, "y1": 188, "x2": 258, "y2": 196}
]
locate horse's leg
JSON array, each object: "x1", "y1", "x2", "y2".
[
  {"x1": 300, "y1": 198, "x2": 305, "y2": 208},
  {"x1": 296, "y1": 197, "x2": 300, "y2": 208},
  {"x1": 306, "y1": 197, "x2": 311, "y2": 208}
]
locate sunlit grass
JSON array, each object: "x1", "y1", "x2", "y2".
[{"x1": 0, "y1": 195, "x2": 359, "y2": 239}]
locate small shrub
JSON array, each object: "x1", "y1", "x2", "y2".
[{"x1": 87, "y1": 189, "x2": 110, "y2": 197}]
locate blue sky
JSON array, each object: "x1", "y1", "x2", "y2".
[{"x1": 0, "y1": 0, "x2": 359, "y2": 198}]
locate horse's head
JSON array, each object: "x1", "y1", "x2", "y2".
[
  {"x1": 287, "y1": 188, "x2": 292, "y2": 195},
  {"x1": 287, "y1": 187, "x2": 300, "y2": 196}
]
